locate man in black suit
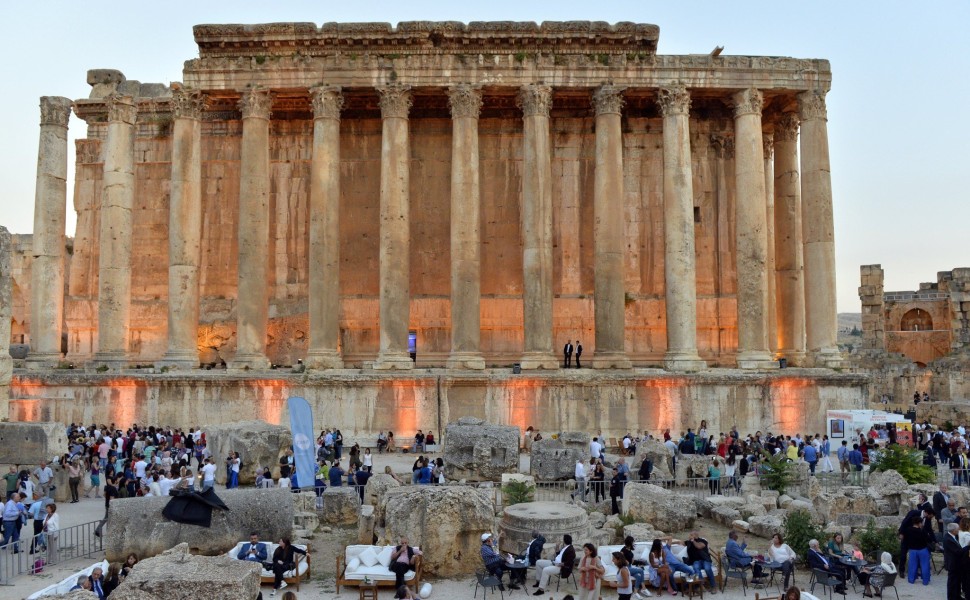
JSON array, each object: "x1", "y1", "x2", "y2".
[
  {"x1": 574, "y1": 341, "x2": 583, "y2": 368},
  {"x1": 943, "y1": 522, "x2": 968, "y2": 600},
  {"x1": 807, "y1": 539, "x2": 847, "y2": 594},
  {"x1": 934, "y1": 483, "x2": 951, "y2": 533},
  {"x1": 562, "y1": 341, "x2": 573, "y2": 368}
]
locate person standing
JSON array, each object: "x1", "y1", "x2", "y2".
[
  {"x1": 902, "y1": 513, "x2": 932, "y2": 585},
  {"x1": 576, "y1": 543, "x2": 604, "y2": 600},
  {"x1": 42, "y1": 503, "x2": 59, "y2": 563},
  {"x1": 28, "y1": 491, "x2": 47, "y2": 554},
  {"x1": 570, "y1": 459, "x2": 587, "y2": 502},
  {"x1": 943, "y1": 522, "x2": 967, "y2": 600},
  {"x1": 837, "y1": 440, "x2": 850, "y2": 483},
  {"x1": 575, "y1": 341, "x2": 583, "y2": 368},
  {"x1": 1, "y1": 492, "x2": 24, "y2": 552},
  {"x1": 563, "y1": 340, "x2": 574, "y2": 368},
  {"x1": 934, "y1": 484, "x2": 951, "y2": 533},
  {"x1": 609, "y1": 467, "x2": 626, "y2": 515},
  {"x1": 3, "y1": 467, "x2": 19, "y2": 500}
]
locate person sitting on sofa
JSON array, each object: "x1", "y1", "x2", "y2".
[
  {"x1": 481, "y1": 533, "x2": 519, "y2": 591},
  {"x1": 533, "y1": 534, "x2": 575, "y2": 596},
  {"x1": 237, "y1": 532, "x2": 268, "y2": 563},
  {"x1": 265, "y1": 537, "x2": 306, "y2": 596},
  {"x1": 390, "y1": 535, "x2": 424, "y2": 589}
]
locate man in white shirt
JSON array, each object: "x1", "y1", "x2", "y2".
[
  {"x1": 200, "y1": 458, "x2": 217, "y2": 491},
  {"x1": 570, "y1": 460, "x2": 586, "y2": 502},
  {"x1": 590, "y1": 437, "x2": 602, "y2": 460},
  {"x1": 133, "y1": 455, "x2": 148, "y2": 479}
]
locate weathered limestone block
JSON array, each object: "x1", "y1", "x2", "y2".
[
  {"x1": 813, "y1": 489, "x2": 877, "y2": 523},
  {"x1": 674, "y1": 454, "x2": 711, "y2": 484},
  {"x1": 633, "y1": 438, "x2": 674, "y2": 478},
  {"x1": 740, "y1": 503, "x2": 767, "y2": 520},
  {"x1": 530, "y1": 432, "x2": 589, "y2": 480},
  {"x1": 205, "y1": 420, "x2": 292, "y2": 485},
  {"x1": 697, "y1": 495, "x2": 745, "y2": 519},
  {"x1": 733, "y1": 520, "x2": 750, "y2": 532},
  {"x1": 868, "y1": 469, "x2": 908, "y2": 498},
  {"x1": 44, "y1": 592, "x2": 98, "y2": 600},
  {"x1": 321, "y1": 486, "x2": 361, "y2": 525},
  {"x1": 443, "y1": 417, "x2": 519, "y2": 481},
  {"x1": 111, "y1": 542, "x2": 261, "y2": 600},
  {"x1": 0, "y1": 422, "x2": 67, "y2": 465},
  {"x1": 712, "y1": 505, "x2": 743, "y2": 527},
  {"x1": 104, "y1": 488, "x2": 294, "y2": 561},
  {"x1": 359, "y1": 504, "x2": 376, "y2": 544},
  {"x1": 382, "y1": 486, "x2": 494, "y2": 577},
  {"x1": 87, "y1": 69, "x2": 125, "y2": 98},
  {"x1": 365, "y1": 473, "x2": 402, "y2": 513},
  {"x1": 500, "y1": 501, "x2": 590, "y2": 555},
  {"x1": 621, "y1": 483, "x2": 697, "y2": 531},
  {"x1": 748, "y1": 515, "x2": 784, "y2": 539},
  {"x1": 623, "y1": 522, "x2": 667, "y2": 543}
]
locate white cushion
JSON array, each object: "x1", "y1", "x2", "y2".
[
  {"x1": 359, "y1": 546, "x2": 380, "y2": 567},
  {"x1": 377, "y1": 545, "x2": 393, "y2": 568},
  {"x1": 347, "y1": 557, "x2": 361, "y2": 573}
]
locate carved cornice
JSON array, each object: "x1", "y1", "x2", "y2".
[
  {"x1": 105, "y1": 94, "x2": 137, "y2": 125},
  {"x1": 447, "y1": 84, "x2": 482, "y2": 120},
  {"x1": 656, "y1": 84, "x2": 690, "y2": 118},
  {"x1": 39, "y1": 96, "x2": 73, "y2": 128},
  {"x1": 775, "y1": 112, "x2": 800, "y2": 142},
  {"x1": 238, "y1": 88, "x2": 272, "y2": 119},
  {"x1": 763, "y1": 132, "x2": 774, "y2": 159},
  {"x1": 377, "y1": 84, "x2": 412, "y2": 119},
  {"x1": 310, "y1": 85, "x2": 343, "y2": 120},
  {"x1": 798, "y1": 90, "x2": 827, "y2": 122},
  {"x1": 170, "y1": 88, "x2": 207, "y2": 120},
  {"x1": 710, "y1": 134, "x2": 735, "y2": 159},
  {"x1": 732, "y1": 88, "x2": 763, "y2": 118},
  {"x1": 517, "y1": 84, "x2": 552, "y2": 118},
  {"x1": 591, "y1": 85, "x2": 625, "y2": 116}
]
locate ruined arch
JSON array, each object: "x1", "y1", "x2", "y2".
[{"x1": 900, "y1": 308, "x2": 933, "y2": 331}]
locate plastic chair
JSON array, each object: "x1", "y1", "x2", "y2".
[
  {"x1": 809, "y1": 568, "x2": 846, "y2": 599},
  {"x1": 474, "y1": 570, "x2": 504, "y2": 600}
]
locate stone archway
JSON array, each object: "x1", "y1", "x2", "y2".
[{"x1": 900, "y1": 308, "x2": 933, "y2": 331}]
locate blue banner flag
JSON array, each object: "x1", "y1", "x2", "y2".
[{"x1": 286, "y1": 396, "x2": 316, "y2": 491}]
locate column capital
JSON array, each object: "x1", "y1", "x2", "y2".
[
  {"x1": 517, "y1": 84, "x2": 552, "y2": 117},
  {"x1": 310, "y1": 85, "x2": 343, "y2": 120},
  {"x1": 447, "y1": 84, "x2": 482, "y2": 120},
  {"x1": 39, "y1": 96, "x2": 73, "y2": 128},
  {"x1": 776, "y1": 112, "x2": 800, "y2": 142},
  {"x1": 105, "y1": 94, "x2": 137, "y2": 125},
  {"x1": 710, "y1": 134, "x2": 734, "y2": 159},
  {"x1": 763, "y1": 131, "x2": 775, "y2": 159},
  {"x1": 732, "y1": 88, "x2": 764, "y2": 118},
  {"x1": 377, "y1": 84, "x2": 412, "y2": 119},
  {"x1": 170, "y1": 87, "x2": 207, "y2": 120},
  {"x1": 798, "y1": 90, "x2": 828, "y2": 122},
  {"x1": 656, "y1": 84, "x2": 690, "y2": 117},
  {"x1": 238, "y1": 88, "x2": 272, "y2": 120},
  {"x1": 592, "y1": 84, "x2": 625, "y2": 116}
]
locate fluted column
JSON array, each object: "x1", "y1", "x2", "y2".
[
  {"x1": 93, "y1": 94, "x2": 137, "y2": 368},
  {"x1": 306, "y1": 86, "x2": 345, "y2": 369},
  {"x1": 732, "y1": 88, "x2": 777, "y2": 369},
  {"x1": 657, "y1": 85, "x2": 706, "y2": 372},
  {"x1": 160, "y1": 88, "x2": 206, "y2": 369},
  {"x1": 764, "y1": 132, "x2": 778, "y2": 354},
  {"x1": 26, "y1": 96, "x2": 73, "y2": 369},
  {"x1": 773, "y1": 113, "x2": 807, "y2": 364},
  {"x1": 446, "y1": 85, "x2": 486, "y2": 370},
  {"x1": 373, "y1": 84, "x2": 414, "y2": 370},
  {"x1": 229, "y1": 89, "x2": 272, "y2": 370},
  {"x1": 799, "y1": 90, "x2": 842, "y2": 367},
  {"x1": 517, "y1": 84, "x2": 559, "y2": 370}
]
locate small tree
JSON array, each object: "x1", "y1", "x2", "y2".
[
  {"x1": 501, "y1": 480, "x2": 535, "y2": 506},
  {"x1": 783, "y1": 510, "x2": 825, "y2": 561},
  {"x1": 760, "y1": 451, "x2": 797, "y2": 495},
  {"x1": 856, "y1": 518, "x2": 901, "y2": 563},
  {"x1": 869, "y1": 444, "x2": 936, "y2": 484}
]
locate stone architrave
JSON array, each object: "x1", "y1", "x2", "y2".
[
  {"x1": 799, "y1": 90, "x2": 842, "y2": 367},
  {"x1": 732, "y1": 88, "x2": 777, "y2": 369},
  {"x1": 773, "y1": 112, "x2": 807, "y2": 363},
  {"x1": 229, "y1": 88, "x2": 272, "y2": 370},
  {"x1": 373, "y1": 84, "x2": 415, "y2": 370},
  {"x1": 763, "y1": 131, "x2": 777, "y2": 353},
  {"x1": 517, "y1": 84, "x2": 558, "y2": 370},
  {"x1": 591, "y1": 85, "x2": 632, "y2": 369},
  {"x1": 446, "y1": 85, "x2": 486, "y2": 370},
  {"x1": 26, "y1": 96, "x2": 73, "y2": 369},
  {"x1": 110, "y1": 543, "x2": 262, "y2": 600},
  {"x1": 306, "y1": 85, "x2": 345, "y2": 369},
  {"x1": 93, "y1": 94, "x2": 137, "y2": 368},
  {"x1": 442, "y1": 417, "x2": 519, "y2": 480},
  {"x1": 657, "y1": 84, "x2": 706, "y2": 371},
  {"x1": 0, "y1": 227, "x2": 12, "y2": 394},
  {"x1": 160, "y1": 87, "x2": 206, "y2": 369}
]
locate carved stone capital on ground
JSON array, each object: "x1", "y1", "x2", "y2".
[
  {"x1": 377, "y1": 84, "x2": 412, "y2": 119},
  {"x1": 732, "y1": 88, "x2": 764, "y2": 118},
  {"x1": 592, "y1": 84, "x2": 625, "y2": 116},
  {"x1": 763, "y1": 131, "x2": 774, "y2": 159},
  {"x1": 170, "y1": 87, "x2": 207, "y2": 120},
  {"x1": 710, "y1": 133, "x2": 735, "y2": 159},
  {"x1": 775, "y1": 112, "x2": 800, "y2": 142},
  {"x1": 447, "y1": 84, "x2": 482, "y2": 120},
  {"x1": 310, "y1": 85, "x2": 343, "y2": 120},
  {"x1": 238, "y1": 88, "x2": 272, "y2": 120},
  {"x1": 39, "y1": 96, "x2": 73, "y2": 128},
  {"x1": 517, "y1": 84, "x2": 552, "y2": 118},
  {"x1": 798, "y1": 90, "x2": 828, "y2": 122},
  {"x1": 656, "y1": 84, "x2": 690, "y2": 117},
  {"x1": 105, "y1": 94, "x2": 137, "y2": 125}
]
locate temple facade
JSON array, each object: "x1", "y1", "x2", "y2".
[{"x1": 24, "y1": 21, "x2": 843, "y2": 372}]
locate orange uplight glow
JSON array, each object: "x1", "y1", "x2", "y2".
[
  {"x1": 770, "y1": 377, "x2": 813, "y2": 433},
  {"x1": 505, "y1": 378, "x2": 541, "y2": 434},
  {"x1": 640, "y1": 377, "x2": 689, "y2": 434},
  {"x1": 255, "y1": 379, "x2": 290, "y2": 426},
  {"x1": 388, "y1": 379, "x2": 420, "y2": 437}
]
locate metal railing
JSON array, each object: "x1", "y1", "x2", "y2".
[{"x1": 0, "y1": 519, "x2": 103, "y2": 585}]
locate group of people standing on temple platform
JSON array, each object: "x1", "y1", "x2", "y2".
[{"x1": 562, "y1": 340, "x2": 583, "y2": 368}]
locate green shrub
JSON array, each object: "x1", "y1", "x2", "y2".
[
  {"x1": 760, "y1": 451, "x2": 797, "y2": 495},
  {"x1": 855, "y1": 518, "x2": 901, "y2": 563},
  {"x1": 869, "y1": 444, "x2": 936, "y2": 484},
  {"x1": 501, "y1": 480, "x2": 535, "y2": 506},
  {"x1": 782, "y1": 510, "x2": 824, "y2": 561}
]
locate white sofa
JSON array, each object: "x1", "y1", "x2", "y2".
[
  {"x1": 336, "y1": 544, "x2": 422, "y2": 592},
  {"x1": 27, "y1": 560, "x2": 109, "y2": 599},
  {"x1": 226, "y1": 542, "x2": 310, "y2": 588}
]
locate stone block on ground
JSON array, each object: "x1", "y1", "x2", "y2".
[
  {"x1": 621, "y1": 483, "x2": 697, "y2": 531},
  {"x1": 0, "y1": 421, "x2": 67, "y2": 465},
  {"x1": 623, "y1": 522, "x2": 666, "y2": 542},
  {"x1": 633, "y1": 438, "x2": 674, "y2": 479},
  {"x1": 443, "y1": 418, "x2": 520, "y2": 481},
  {"x1": 204, "y1": 420, "x2": 292, "y2": 485},
  {"x1": 674, "y1": 455, "x2": 711, "y2": 485},
  {"x1": 364, "y1": 473, "x2": 402, "y2": 511},
  {"x1": 530, "y1": 432, "x2": 590, "y2": 480},
  {"x1": 44, "y1": 592, "x2": 98, "y2": 600},
  {"x1": 868, "y1": 469, "x2": 908, "y2": 498},
  {"x1": 500, "y1": 501, "x2": 590, "y2": 556},
  {"x1": 748, "y1": 515, "x2": 784, "y2": 539},
  {"x1": 359, "y1": 504, "x2": 376, "y2": 544},
  {"x1": 321, "y1": 486, "x2": 361, "y2": 525}
]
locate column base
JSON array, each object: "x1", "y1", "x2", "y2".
[
  {"x1": 591, "y1": 352, "x2": 633, "y2": 370},
  {"x1": 776, "y1": 349, "x2": 807, "y2": 367},
  {"x1": 663, "y1": 351, "x2": 707, "y2": 372},
  {"x1": 518, "y1": 352, "x2": 560, "y2": 370},
  {"x1": 736, "y1": 350, "x2": 780, "y2": 370},
  {"x1": 446, "y1": 352, "x2": 486, "y2": 370},
  {"x1": 92, "y1": 352, "x2": 130, "y2": 371},
  {"x1": 371, "y1": 352, "x2": 415, "y2": 370},
  {"x1": 304, "y1": 350, "x2": 344, "y2": 370},
  {"x1": 158, "y1": 350, "x2": 200, "y2": 370},
  {"x1": 807, "y1": 347, "x2": 843, "y2": 369},
  {"x1": 24, "y1": 353, "x2": 64, "y2": 371},
  {"x1": 228, "y1": 352, "x2": 271, "y2": 371}
]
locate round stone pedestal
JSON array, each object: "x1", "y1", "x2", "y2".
[{"x1": 499, "y1": 501, "x2": 589, "y2": 555}]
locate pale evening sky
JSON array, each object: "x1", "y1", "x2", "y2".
[{"x1": 1, "y1": 1, "x2": 967, "y2": 313}]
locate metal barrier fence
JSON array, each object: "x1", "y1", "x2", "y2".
[{"x1": 0, "y1": 519, "x2": 103, "y2": 586}]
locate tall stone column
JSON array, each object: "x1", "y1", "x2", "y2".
[
  {"x1": 764, "y1": 132, "x2": 778, "y2": 354},
  {"x1": 732, "y1": 88, "x2": 777, "y2": 369},
  {"x1": 517, "y1": 84, "x2": 559, "y2": 370},
  {"x1": 590, "y1": 85, "x2": 632, "y2": 370},
  {"x1": 773, "y1": 113, "x2": 807, "y2": 364},
  {"x1": 229, "y1": 89, "x2": 272, "y2": 370},
  {"x1": 160, "y1": 88, "x2": 206, "y2": 369},
  {"x1": 93, "y1": 94, "x2": 137, "y2": 368},
  {"x1": 446, "y1": 85, "x2": 486, "y2": 370},
  {"x1": 373, "y1": 84, "x2": 414, "y2": 370},
  {"x1": 306, "y1": 85, "x2": 345, "y2": 370},
  {"x1": 26, "y1": 96, "x2": 73, "y2": 369},
  {"x1": 1, "y1": 227, "x2": 13, "y2": 391},
  {"x1": 657, "y1": 85, "x2": 706, "y2": 372},
  {"x1": 799, "y1": 90, "x2": 842, "y2": 367}
]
